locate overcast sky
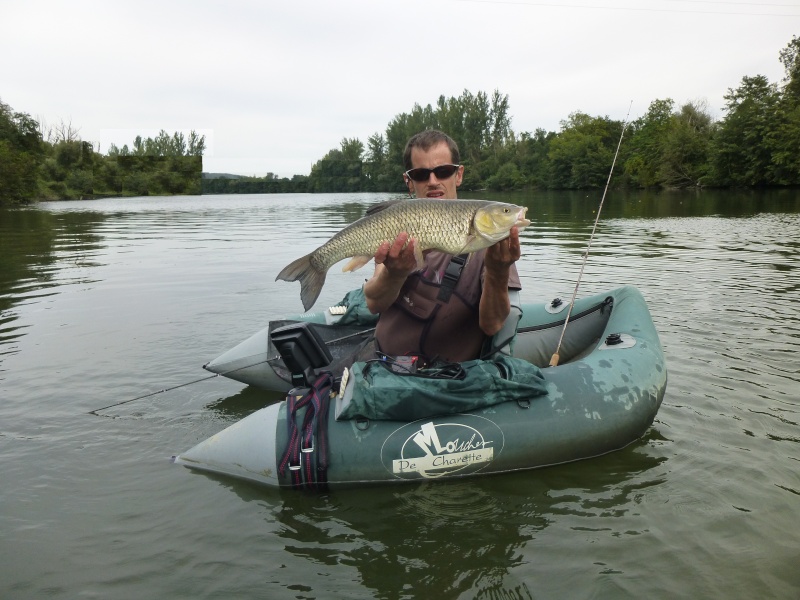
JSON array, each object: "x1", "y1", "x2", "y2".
[{"x1": 2, "y1": 0, "x2": 798, "y2": 177}]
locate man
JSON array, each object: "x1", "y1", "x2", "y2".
[{"x1": 363, "y1": 130, "x2": 522, "y2": 363}]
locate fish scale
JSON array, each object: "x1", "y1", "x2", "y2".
[{"x1": 278, "y1": 199, "x2": 529, "y2": 311}]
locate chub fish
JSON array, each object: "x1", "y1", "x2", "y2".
[{"x1": 276, "y1": 198, "x2": 530, "y2": 311}]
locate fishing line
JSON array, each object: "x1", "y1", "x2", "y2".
[
  {"x1": 325, "y1": 327, "x2": 376, "y2": 345},
  {"x1": 89, "y1": 374, "x2": 223, "y2": 416},
  {"x1": 88, "y1": 326, "x2": 377, "y2": 415},
  {"x1": 549, "y1": 101, "x2": 633, "y2": 368},
  {"x1": 88, "y1": 356, "x2": 276, "y2": 416}
]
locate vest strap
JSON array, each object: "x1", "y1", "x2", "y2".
[{"x1": 437, "y1": 254, "x2": 468, "y2": 302}]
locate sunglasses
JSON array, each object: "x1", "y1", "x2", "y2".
[{"x1": 404, "y1": 164, "x2": 461, "y2": 182}]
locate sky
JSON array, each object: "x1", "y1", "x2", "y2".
[{"x1": 2, "y1": 0, "x2": 798, "y2": 178}]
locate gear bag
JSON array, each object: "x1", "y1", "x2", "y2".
[{"x1": 335, "y1": 355, "x2": 548, "y2": 422}]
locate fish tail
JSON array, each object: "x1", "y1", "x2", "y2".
[{"x1": 275, "y1": 253, "x2": 327, "y2": 312}]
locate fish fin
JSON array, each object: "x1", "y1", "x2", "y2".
[
  {"x1": 365, "y1": 199, "x2": 404, "y2": 216},
  {"x1": 342, "y1": 255, "x2": 372, "y2": 272},
  {"x1": 276, "y1": 253, "x2": 327, "y2": 312},
  {"x1": 413, "y1": 243, "x2": 425, "y2": 270},
  {"x1": 456, "y1": 234, "x2": 487, "y2": 255},
  {"x1": 457, "y1": 235, "x2": 480, "y2": 254}
]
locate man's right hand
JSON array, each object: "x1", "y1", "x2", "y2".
[
  {"x1": 374, "y1": 232, "x2": 420, "y2": 278},
  {"x1": 365, "y1": 232, "x2": 420, "y2": 314}
]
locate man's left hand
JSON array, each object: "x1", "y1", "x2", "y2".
[{"x1": 485, "y1": 227, "x2": 521, "y2": 274}]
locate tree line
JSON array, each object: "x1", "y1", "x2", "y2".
[
  {"x1": 3, "y1": 36, "x2": 798, "y2": 206},
  {"x1": 201, "y1": 172, "x2": 309, "y2": 194},
  {"x1": 206, "y1": 35, "x2": 800, "y2": 195},
  {"x1": 0, "y1": 113, "x2": 204, "y2": 206}
]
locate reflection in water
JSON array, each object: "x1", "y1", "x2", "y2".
[
  {"x1": 205, "y1": 437, "x2": 666, "y2": 599},
  {"x1": 205, "y1": 385, "x2": 284, "y2": 420},
  {"x1": 0, "y1": 209, "x2": 107, "y2": 360},
  {"x1": 465, "y1": 187, "x2": 800, "y2": 219}
]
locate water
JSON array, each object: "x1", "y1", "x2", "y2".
[{"x1": 1, "y1": 190, "x2": 799, "y2": 598}]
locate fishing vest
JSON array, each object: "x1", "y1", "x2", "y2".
[{"x1": 375, "y1": 250, "x2": 519, "y2": 363}]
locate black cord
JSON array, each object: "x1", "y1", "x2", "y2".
[{"x1": 364, "y1": 354, "x2": 467, "y2": 380}]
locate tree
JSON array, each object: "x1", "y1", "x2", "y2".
[
  {"x1": 770, "y1": 36, "x2": 800, "y2": 184},
  {"x1": 657, "y1": 101, "x2": 715, "y2": 188},
  {"x1": 0, "y1": 99, "x2": 44, "y2": 205},
  {"x1": 308, "y1": 139, "x2": 365, "y2": 193},
  {"x1": 486, "y1": 162, "x2": 525, "y2": 191},
  {"x1": 50, "y1": 118, "x2": 81, "y2": 144},
  {"x1": 711, "y1": 75, "x2": 779, "y2": 186},
  {"x1": 339, "y1": 137, "x2": 364, "y2": 162},
  {"x1": 187, "y1": 130, "x2": 205, "y2": 156},
  {"x1": 779, "y1": 35, "x2": 800, "y2": 102},
  {"x1": 515, "y1": 128, "x2": 555, "y2": 188},
  {"x1": 132, "y1": 135, "x2": 145, "y2": 156},
  {"x1": 461, "y1": 90, "x2": 491, "y2": 165},
  {"x1": 365, "y1": 133, "x2": 387, "y2": 166},
  {"x1": 171, "y1": 131, "x2": 187, "y2": 156},
  {"x1": 624, "y1": 99, "x2": 675, "y2": 187},
  {"x1": 364, "y1": 133, "x2": 388, "y2": 190},
  {"x1": 548, "y1": 112, "x2": 621, "y2": 188},
  {"x1": 489, "y1": 89, "x2": 512, "y2": 156}
]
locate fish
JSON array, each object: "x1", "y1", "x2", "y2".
[{"x1": 276, "y1": 198, "x2": 530, "y2": 311}]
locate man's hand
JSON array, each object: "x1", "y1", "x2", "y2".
[
  {"x1": 365, "y1": 232, "x2": 420, "y2": 314},
  {"x1": 374, "y1": 232, "x2": 420, "y2": 278},
  {"x1": 485, "y1": 227, "x2": 521, "y2": 274},
  {"x1": 479, "y1": 227, "x2": 521, "y2": 336}
]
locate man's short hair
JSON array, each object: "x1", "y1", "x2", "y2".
[{"x1": 403, "y1": 130, "x2": 460, "y2": 171}]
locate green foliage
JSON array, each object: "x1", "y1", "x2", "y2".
[
  {"x1": 0, "y1": 115, "x2": 205, "y2": 204},
  {"x1": 657, "y1": 101, "x2": 714, "y2": 187},
  {"x1": 486, "y1": 162, "x2": 525, "y2": 191},
  {"x1": 296, "y1": 36, "x2": 798, "y2": 194},
  {"x1": 624, "y1": 99, "x2": 675, "y2": 187},
  {"x1": 98, "y1": 155, "x2": 202, "y2": 196},
  {"x1": 307, "y1": 140, "x2": 364, "y2": 193},
  {"x1": 307, "y1": 89, "x2": 516, "y2": 193},
  {"x1": 108, "y1": 129, "x2": 205, "y2": 158},
  {"x1": 202, "y1": 173, "x2": 309, "y2": 194},
  {"x1": 710, "y1": 75, "x2": 779, "y2": 186},
  {"x1": 779, "y1": 35, "x2": 800, "y2": 102},
  {"x1": 770, "y1": 35, "x2": 800, "y2": 185},
  {"x1": 547, "y1": 112, "x2": 622, "y2": 189},
  {"x1": 0, "y1": 100, "x2": 45, "y2": 205}
]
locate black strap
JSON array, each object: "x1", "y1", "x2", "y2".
[
  {"x1": 278, "y1": 372, "x2": 333, "y2": 491},
  {"x1": 437, "y1": 253, "x2": 468, "y2": 302}
]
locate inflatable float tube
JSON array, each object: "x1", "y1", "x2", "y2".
[{"x1": 175, "y1": 285, "x2": 667, "y2": 489}]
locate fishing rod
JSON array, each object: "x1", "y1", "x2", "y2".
[{"x1": 549, "y1": 101, "x2": 633, "y2": 368}]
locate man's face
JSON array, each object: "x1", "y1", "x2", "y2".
[{"x1": 405, "y1": 141, "x2": 463, "y2": 199}]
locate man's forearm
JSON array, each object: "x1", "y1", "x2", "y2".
[
  {"x1": 478, "y1": 267, "x2": 512, "y2": 336},
  {"x1": 364, "y1": 265, "x2": 407, "y2": 314}
]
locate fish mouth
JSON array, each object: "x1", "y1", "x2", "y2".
[{"x1": 516, "y1": 207, "x2": 531, "y2": 227}]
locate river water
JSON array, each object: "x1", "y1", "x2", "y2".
[{"x1": 1, "y1": 190, "x2": 798, "y2": 599}]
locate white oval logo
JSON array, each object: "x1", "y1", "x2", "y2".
[{"x1": 380, "y1": 415, "x2": 504, "y2": 480}]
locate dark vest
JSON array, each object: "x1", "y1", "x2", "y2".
[{"x1": 375, "y1": 251, "x2": 488, "y2": 363}]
